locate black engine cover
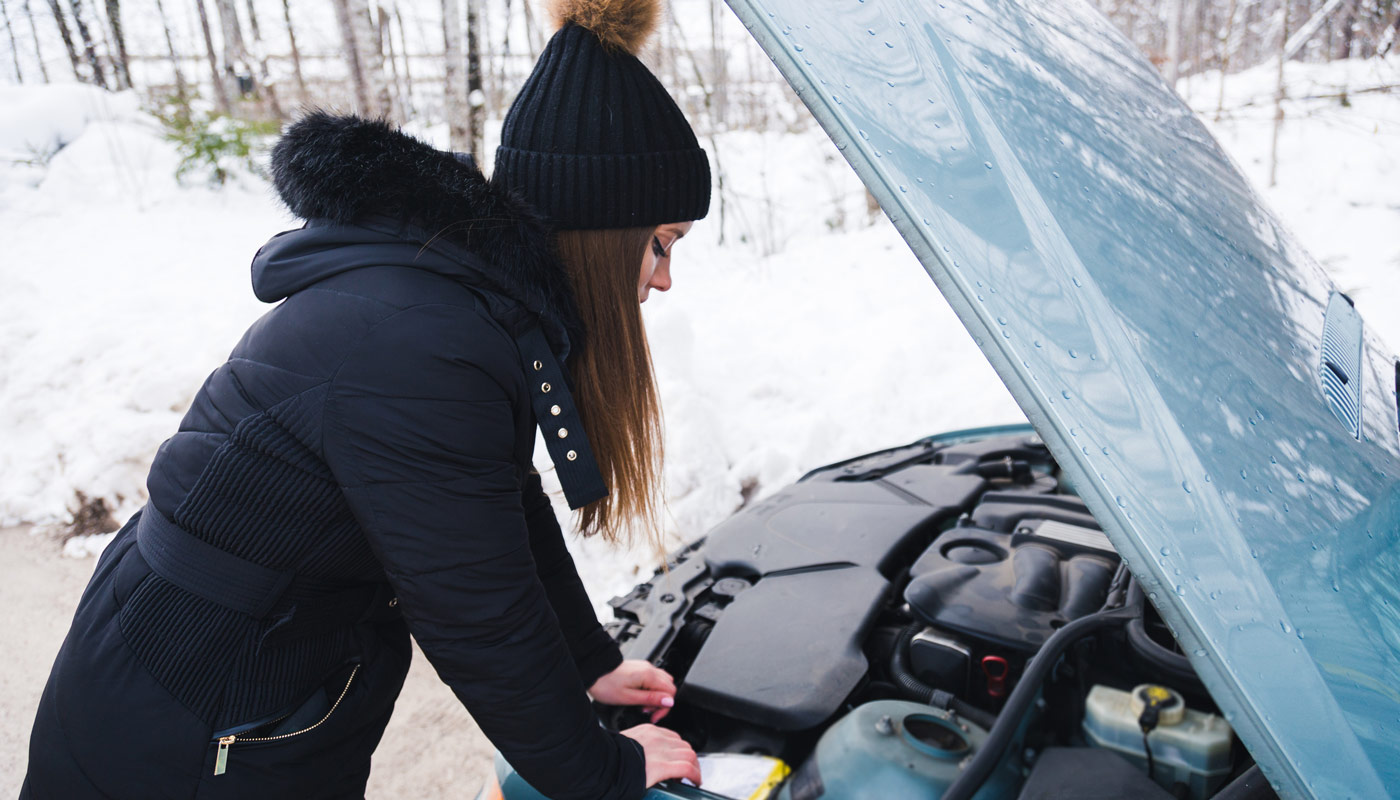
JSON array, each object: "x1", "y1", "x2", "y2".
[{"x1": 904, "y1": 493, "x2": 1119, "y2": 653}]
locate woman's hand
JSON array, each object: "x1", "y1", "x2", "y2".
[
  {"x1": 589, "y1": 659, "x2": 677, "y2": 723},
  {"x1": 619, "y1": 724, "x2": 702, "y2": 788}
]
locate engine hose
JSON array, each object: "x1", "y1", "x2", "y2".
[
  {"x1": 888, "y1": 625, "x2": 997, "y2": 731},
  {"x1": 940, "y1": 601, "x2": 1142, "y2": 800},
  {"x1": 1125, "y1": 582, "x2": 1205, "y2": 689}
]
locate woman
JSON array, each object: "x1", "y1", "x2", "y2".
[{"x1": 21, "y1": 1, "x2": 708, "y2": 798}]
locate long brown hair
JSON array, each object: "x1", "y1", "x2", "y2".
[{"x1": 554, "y1": 226, "x2": 664, "y2": 545}]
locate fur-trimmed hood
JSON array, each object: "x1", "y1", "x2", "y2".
[{"x1": 256, "y1": 111, "x2": 582, "y2": 356}]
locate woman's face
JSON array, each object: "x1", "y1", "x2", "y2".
[{"x1": 638, "y1": 221, "x2": 694, "y2": 303}]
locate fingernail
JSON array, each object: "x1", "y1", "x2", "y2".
[{"x1": 661, "y1": 697, "x2": 675, "y2": 707}]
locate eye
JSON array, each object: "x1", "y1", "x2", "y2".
[{"x1": 651, "y1": 236, "x2": 666, "y2": 259}]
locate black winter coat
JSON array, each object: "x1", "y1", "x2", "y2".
[{"x1": 22, "y1": 113, "x2": 644, "y2": 800}]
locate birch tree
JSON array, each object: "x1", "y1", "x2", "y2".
[
  {"x1": 279, "y1": 0, "x2": 307, "y2": 102},
  {"x1": 103, "y1": 0, "x2": 130, "y2": 88},
  {"x1": 2, "y1": 1, "x2": 23, "y2": 82},
  {"x1": 241, "y1": 0, "x2": 285, "y2": 117},
  {"x1": 443, "y1": 0, "x2": 469, "y2": 151},
  {"x1": 154, "y1": 0, "x2": 187, "y2": 101},
  {"x1": 466, "y1": 0, "x2": 484, "y2": 163},
  {"x1": 193, "y1": 0, "x2": 230, "y2": 112},
  {"x1": 212, "y1": 0, "x2": 251, "y2": 102},
  {"x1": 68, "y1": 0, "x2": 107, "y2": 88},
  {"x1": 23, "y1": 0, "x2": 50, "y2": 82},
  {"x1": 393, "y1": 4, "x2": 414, "y2": 114},
  {"x1": 331, "y1": 0, "x2": 370, "y2": 111},
  {"x1": 348, "y1": 0, "x2": 393, "y2": 118},
  {"x1": 46, "y1": 0, "x2": 82, "y2": 80}
]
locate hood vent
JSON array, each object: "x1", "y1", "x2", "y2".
[{"x1": 1319, "y1": 292, "x2": 1363, "y2": 439}]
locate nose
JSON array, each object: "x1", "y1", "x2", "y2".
[{"x1": 648, "y1": 261, "x2": 672, "y2": 293}]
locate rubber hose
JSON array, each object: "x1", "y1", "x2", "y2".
[
  {"x1": 888, "y1": 624, "x2": 997, "y2": 731},
  {"x1": 940, "y1": 602, "x2": 1141, "y2": 800},
  {"x1": 1125, "y1": 582, "x2": 1205, "y2": 688}
]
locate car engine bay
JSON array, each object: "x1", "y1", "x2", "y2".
[{"x1": 596, "y1": 430, "x2": 1271, "y2": 800}]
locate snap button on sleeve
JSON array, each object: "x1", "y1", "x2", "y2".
[
  {"x1": 541, "y1": 382, "x2": 552, "y2": 393},
  {"x1": 550, "y1": 405, "x2": 561, "y2": 416},
  {"x1": 566, "y1": 450, "x2": 578, "y2": 461},
  {"x1": 533, "y1": 360, "x2": 543, "y2": 371},
  {"x1": 557, "y1": 428, "x2": 568, "y2": 439}
]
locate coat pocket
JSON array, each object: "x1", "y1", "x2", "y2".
[{"x1": 209, "y1": 661, "x2": 361, "y2": 777}]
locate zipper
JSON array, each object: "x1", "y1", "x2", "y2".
[{"x1": 213, "y1": 663, "x2": 360, "y2": 776}]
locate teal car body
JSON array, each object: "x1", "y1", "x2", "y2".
[{"x1": 496, "y1": 1, "x2": 1400, "y2": 798}]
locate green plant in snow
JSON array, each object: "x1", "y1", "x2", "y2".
[{"x1": 152, "y1": 95, "x2": 279, "y2": 186}]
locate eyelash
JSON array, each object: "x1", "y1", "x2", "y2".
[{"x1": 652, "y1": 236, "x2": 668, "y2": 259}]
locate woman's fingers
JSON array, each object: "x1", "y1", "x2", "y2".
[
  {"x1": 620, "y1": 723, "x2": 701, "y2": 787},
  {"x1": 632, "y1": 689, "x2": 676, "y2": 707},
  {"x1": 644, "y1": 668, "x2": 676, "y2": 692},
  {"x1": 647, "y1": 705, "x2": 671, "y2": 723},
  {"x1": 661, "y1": 758, "x2": 702, "y2": 786}
]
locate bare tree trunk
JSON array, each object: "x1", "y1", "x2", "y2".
[
  {"x1": 1164, "y1": 0, "x2": 1183, "y2": 87},
  {"x1": 394, "y1": 3, "x2": 413, "y2": 113},
  {"x1": 1269, "y1": 2, "x2": 1290, "y2": 188},
  {"x1": 466, "y1": 0, "x2": 484, "y2": 164},
  {"x1": 193, "y1": 0, "x2": 230, "y2": 112},
  {"x1": 212, "y1": 0, "x2": 250, "y2": 103},
  {"x1": 332, "y1": 0, "x2": 370, "y2": 113},
  {"x1": 68, "y1": 0, "x2": 107, "y2": 88},
  {"x1": 1335, "y1": 0, "x2": 1356, "y2": 58},
  {"x1": 279, "y1": 0, "x2": 307, "y2": 103},
  {"x1": 1381, "y1": 9, "x2": 1400, "y2": 57},
  {"x1": 347, "y1": 0, "x2": 392, "y2": 118},
  {"x1": 45, "y1": 0, "x2": 82, "y2": 79},
  {"x1": 22, "y1": 1, "x2": 50, "y2": 82},
  {"x1": 379, "y1": 6, "x2": 407, "y2": 119},
  {"x1": 1215, "y1": 0, "x2": 1239, "y2": 119},
  {"x1": 153, "y1": 0, "x2": 187, "y2": 101},
  {"x1": 242, "y1": 0, "x2": 284, "y2": 118},
  {"x1": 667, "y1": 11, "x2": 728, "y2": 240},
  {"x1": 102, "y1": 0, "x2": 129, "y2": 88},
  {"x1": 521, "y1": 0, "x2": 541, "y2": 58},
  {"x1": 709, "y1": 0, "x2": 726, "y2": 127},
  {"x1": 2, "y1": 1, "x2": 24, "y2": 82},
  {"x1": 498, "y1": 0, "x2": 512, "y2": 100},
  {"x1": 443, "y1": 0, "x2": 468, "y2": 151}
]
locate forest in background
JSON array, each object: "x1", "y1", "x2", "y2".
[{"x1": 2, "y1": 0, "x2": 1397, "y2": 169}]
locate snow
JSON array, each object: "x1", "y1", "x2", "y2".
[
  {"x1": 2, "y1": 57, "x2": 1397, "y2": 617},
  {"x1": 1183, "y1": 56, "x2": 1400, "y2": 350}
]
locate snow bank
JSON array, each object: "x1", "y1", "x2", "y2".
[
  {"x1": 0, "y1": 84, "x2": 142, "y2": 162},
  {"x1": 1, "y1": 85, "x2": 288, "y2": 531}
]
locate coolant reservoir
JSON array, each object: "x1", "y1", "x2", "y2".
[
  {"x1": 1082, "y1": 684, "x2": 1233, "y2": 799},
  {"x1": 777, "y1": 700, "x2": 1018, "y2": 800}
]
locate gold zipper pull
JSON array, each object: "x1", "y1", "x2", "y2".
[{"x1": 214, "y1": 735, "x2": 235, "y2": 776}]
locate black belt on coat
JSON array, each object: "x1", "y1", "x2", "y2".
[
  {"x1": 132, "y1": 507, "x2": 399, "y2": 645},
  {"x1": 515, "y1": 324, "x2": 608, "y2": 509}
]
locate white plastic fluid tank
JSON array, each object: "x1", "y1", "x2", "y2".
[{"x1": 1082, "y1": 684, "x2": 1234, "y2": 799}]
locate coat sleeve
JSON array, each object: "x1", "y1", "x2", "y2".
[
  {"x1": 322, "y1": 305, "x2": 645, "y2": 800},
  {"x1": 522, "y1": 471, "x2": 625, "y2": 689}
]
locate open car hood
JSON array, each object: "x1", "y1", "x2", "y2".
[{"x1": 726, "y1": 0, "x2": 1400, "y2": 796}]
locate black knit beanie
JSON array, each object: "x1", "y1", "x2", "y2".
[{"x1": 493, "y1": 0, "x2": 711, "y2": 230}]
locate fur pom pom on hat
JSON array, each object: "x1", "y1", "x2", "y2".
[
  {"x1": 492, "y1": 0, "x2": 709, "y2": 230},
  {"x1": 549, "y1": 0, "x2": 660, "y2": 55}
]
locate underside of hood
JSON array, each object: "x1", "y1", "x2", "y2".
[{"x1": 725, "y1": 1, "x2": 1400, "y2": 797}]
